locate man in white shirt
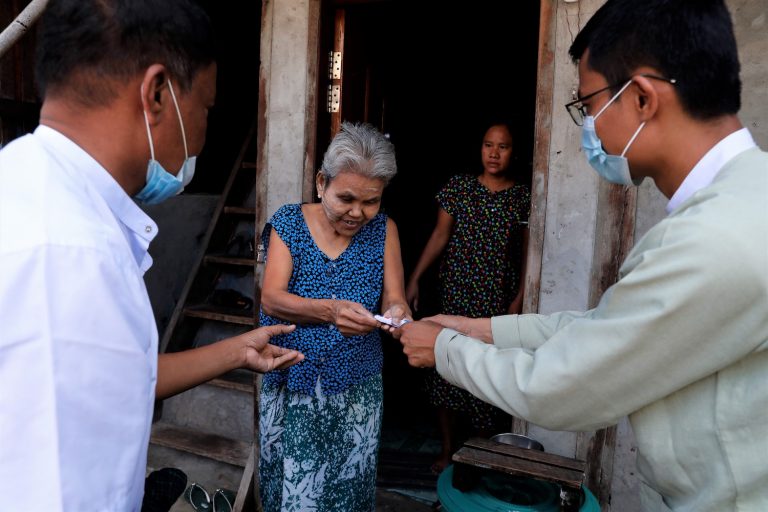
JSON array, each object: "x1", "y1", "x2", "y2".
[
  {"x1": 0, "y1": 1, "x2": 302, "y2": 511},
  {"x1": 395, "y1": 0, "x2": 768, "y2": 511}
]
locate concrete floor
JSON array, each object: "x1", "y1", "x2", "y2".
[
  {"x1": 375, "y1": 488, "x2": 435, "y2": 511},
  {"x1": 166, "y1": 487, "x2": 435, "y2": 511}
]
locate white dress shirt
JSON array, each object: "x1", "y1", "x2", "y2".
[
  {"x1": 0, "y1": 126, "x2": 159, "y2": 511},
  {"x1": 667, "y1": 127, "x2": 757, "y2": 212}
]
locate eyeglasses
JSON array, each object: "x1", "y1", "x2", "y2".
[{"x1": 565, "y1": 74, "x2": 677, "y2": 126}]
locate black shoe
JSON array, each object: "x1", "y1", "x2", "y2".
[{"x1": 142, "y1": 467, "x2": 188, "y2": 512}]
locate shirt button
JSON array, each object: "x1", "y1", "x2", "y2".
[
  {"x1": 331, "y1": 294, "x2": 336, "y2": 299},
  {"x1": 145, "y1": 226, "x2": 152, "y2": 233}
]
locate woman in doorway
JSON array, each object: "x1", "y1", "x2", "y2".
[
  {"x1": 405, "y1": 119, "x2": 530, "y2": 473},
  {"x1": 258, "y1": 122, "x2": 410, "y2": 512}
]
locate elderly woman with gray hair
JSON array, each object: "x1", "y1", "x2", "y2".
[{"x1": 258, "y1": 122, "x2": 411, "y2": 511}]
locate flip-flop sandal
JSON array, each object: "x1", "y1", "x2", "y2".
[
  {"x1": 184, "y1": 482, "x2": 212, "y2": 511},
  {"x1": 212, "y1": 488, "x2": 236, "y2": 512}
]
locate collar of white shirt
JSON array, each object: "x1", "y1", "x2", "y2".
[
  {"x1": 666, "y1": 127, "x2": 757, "y2": 213},
  {"x1": 34, "y1": 125, "x2": 159, "y2": 271}
]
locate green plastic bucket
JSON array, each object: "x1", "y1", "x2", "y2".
[{"x1": 437, "y1": 465, "x2": 600, "y2": 512}]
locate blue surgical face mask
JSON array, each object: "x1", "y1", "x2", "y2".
[
  {"x1": 134, "y1": 79, "x2": 197, "y2": 204},
  {"x1": 581, "y1": 79, "x2": 645, "y2": 186}
]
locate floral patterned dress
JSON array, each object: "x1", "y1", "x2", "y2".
[
  {"x1": 425, "y1": 174, "x2": 530, "y2": 430},
  {"x1": 258, "y1": 204, "x2": 387, "y2": 512}
]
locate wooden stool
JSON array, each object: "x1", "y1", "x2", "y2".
[{"x1": 451, "y1": 437, "x2": 587, "y2": 512}]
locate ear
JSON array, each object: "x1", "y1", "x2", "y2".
[
  {"x1": 139, "y1": 64, "x2": 170, "y2": 123},
  {"x1": 316, "y1": 171, "x2": 326, "y2": 198},
  {"x1": 631, "y1": 75, "x2": 660, "y2": 122}
]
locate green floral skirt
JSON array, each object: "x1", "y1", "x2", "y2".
[{"x1": 259, "y1": 374, "x2": 383, "y2": 512}]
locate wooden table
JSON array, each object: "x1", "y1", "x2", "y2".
[{"x1": 451, "y1": 437, "x2": 587, "y2": 512}]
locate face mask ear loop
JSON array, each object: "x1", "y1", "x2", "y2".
[
  {"x1": 621, "y1": 121, "x2": 646, "y2": 157},
  {"x1": 594, "y1": 79, "x2": 634, "y2": 120},
  {"x1": 140, "y1": 84, "x2": 156, "y2": 162},
  {"x1": 166, "y1": 78, "x2": 189, "y2": 159}
]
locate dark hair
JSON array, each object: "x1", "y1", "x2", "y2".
[
  {"x1": 481, "y1": 118, "x2": 516, "y2": 144},
  {"x1": 569, "y1": 0, "x2": 741, "y2": 119},
  {"x1": 36, "y1": 0, "x2": 216, "y2": 106}
]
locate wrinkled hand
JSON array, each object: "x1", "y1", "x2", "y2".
[
  {"x1": 333, "y1": 300, "x2": 379, "y2": 337},
  {"x1": 377, "y1": 303, "x2": 412, "y2": 334},
  {"x1": 405, "y1": 280, "x2": 420, "y2": 312},
  {"x1": 241, "y1": 324, "x2": 304, "y2": 372},
  {"x1": 397, "y1": 320, "x2": 444, "y2": 368}
]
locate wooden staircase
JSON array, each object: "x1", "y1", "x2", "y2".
[{"x1": 147, "y1": 121, "x2": 262, "y2": 511}]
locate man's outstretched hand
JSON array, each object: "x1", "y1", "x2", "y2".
[
  {"x1": 241, "y1": 324, "x2": 304, "y2": 372},
  {"x1": 394, "y1": 320, "x2": 444, "y2": 368}
]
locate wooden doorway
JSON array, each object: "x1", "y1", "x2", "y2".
[{"x1": 315, "y1": 0, "x2": 542, "y2": 482}]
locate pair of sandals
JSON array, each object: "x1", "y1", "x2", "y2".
[{"x1": 185, "y1": 483, "x2": 235, "y2": 512}]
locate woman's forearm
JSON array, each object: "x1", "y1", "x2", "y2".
[
  {"x1": 408, "y1": 209, "x2": 453, "y2": 284},
  {"x1": 261, "y1": 290, "x2": 337, "y2": 324},
  {"x1": 409, "y1": 232, "x2": 449, "y2": 284},
  {"x1": 381, "y1": 219, "x2": 411, "y2": 319}
]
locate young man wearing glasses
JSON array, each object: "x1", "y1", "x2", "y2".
[{"x1": 394, "y1": 0, "x2": 767, "y2": 510}]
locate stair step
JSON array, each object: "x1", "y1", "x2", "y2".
[
  {"x1": 209, "y1": 370, "x2": 255, "y2": 394},
  {"x1": 223, "y1": 206, "x2": 256, "y2": 215},
  {"x1": 146, "y1": 444, "x2": 244, "y2": 503},
  {"x1": 160, "y1": 373, "x2": 254, "y2": 441},
  {"x1": 204, "y1": 254, "x2": 256, "y2": 267},
  {"x1": 183, "y1": 305, "x2": 255, "y2": 325},
  {"x1": 150, "y1": 423, "x2": 251, "y2": 468}
]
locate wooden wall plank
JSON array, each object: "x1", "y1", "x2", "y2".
[
  {"x1": 523, "y1": 0, "x2": 557, "y2": 318},
  {"x1": 581, "y1": 181, "x2": 638, "y2": 508}
]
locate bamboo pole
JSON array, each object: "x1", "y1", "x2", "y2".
[{"x1": 0, "y1": 0, "x2": 49, "y2": 60}]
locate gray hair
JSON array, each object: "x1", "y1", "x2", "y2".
[{"x1": 320, "y1": 122, "x2": 397, "y2": 184}]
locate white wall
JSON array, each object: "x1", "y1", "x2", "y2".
[
  {"x1": 259, "y1": 0, "x2": 313, "y2": 219},
  {"x1": 731, "y1": 0, "x2": 768, "y2": 149},
  {"x1": 636, "y1": 0, "x2": 768, "y2": 240}
]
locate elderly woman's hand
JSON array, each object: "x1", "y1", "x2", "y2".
[
  {"x1": 377, "y1": 303, "x2": 412, "y2": 334},
  {"x1": 332, "y1": 300, "x2": 380, "y2": 336}
]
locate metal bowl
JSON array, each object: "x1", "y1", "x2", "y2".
[{"x1": 490, "y1": 433, "x2": 545, "y2": 451}]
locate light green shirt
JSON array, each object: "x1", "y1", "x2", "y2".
[{"x1": 435, "y1": 148, "x2": 768, "y2": 511}]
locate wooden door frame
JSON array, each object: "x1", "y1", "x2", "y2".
[
  {"x1": 526, "y1": 1, "x2": 632, "y2": 506},
  {"x1": 303, "y1": 0, "x2": 323, "y2": 202},
  {"x1": 522, "y1": 0, "x2": 555, "y2": 318},
  {"x1": 265, "y1": 0, "x2": 628, "y2": 506}
]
